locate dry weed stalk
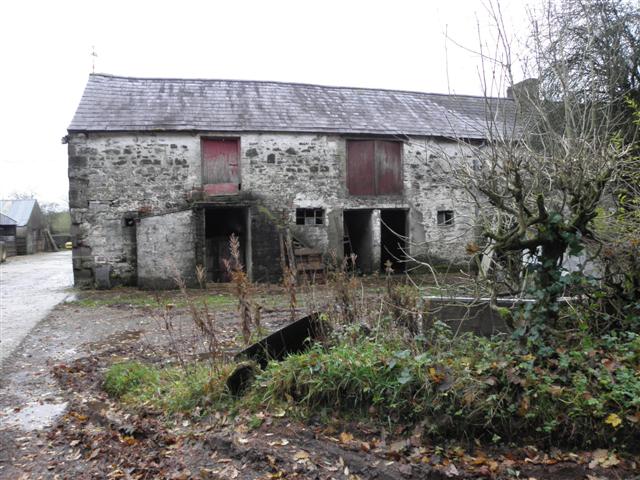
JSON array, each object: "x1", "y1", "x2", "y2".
[
  {"x1": 195, "y1": 264, "x2": 207, "y2": 289},
  {"x1": 328, "y1": 252, "x2": 360, "y2": 325},
  {"x1": 153, "y1": 299, "x2": 188, "y2": 371},
  {"x1": 279, "y1": 229, "x2": 298, "y2": 322},
  {"x1": 148, "y1": 270, "x2": 191, "y2": 370},
  {"x1": 223, "y1": 233, "x2": 258, "y2": 344},
  {"x1": 175, "y1": 272, "x2": 223, "y2": 371}
]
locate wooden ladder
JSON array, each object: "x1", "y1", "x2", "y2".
[
  {"x1": 343, "y1": 223, "x2": 354, "y2": 259},
  {"x1": 290, "y1": 234, "x2": 326, "y2": 284}
]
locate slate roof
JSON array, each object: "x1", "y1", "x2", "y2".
[
  {"x1": 68, "y1": 74, "x2": 518, "y2": 139},
  {"x1": 0, "y1": 199, "x2": 37, "y2": 227}
]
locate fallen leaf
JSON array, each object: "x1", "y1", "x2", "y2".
[
  {"x1": 121, "y1": 436, "x2": 136, "y2": 446},
  {"x1": 601, "y1": 453, "x2": 620, "y2": 468},
  {"x1": 590, "y1": 449, "x2": 620, "y2": 469},
  {"x1": 518, "y1": 396, "x2": 530, "y2": 416},
  {"x1": 398, "y1": 463, "x2": 412, "y2": 476},
  {"x1": 604, "y1": 413, "x2": 622, "y2": 428},
  {"x1": 293, "y1": 450, "x2": 310, "y2": 461},
  {"x1": 601, "y1": 358, "x2": 618, "y2": 372},
  {"x1": 268, "y1": 438, "x2": 289, "y2": 446},
  {"x1": 219, "y1": 465, "x2": 239, "y2": 479},
  {"x1": 389, "y1": 439, "x2": 410, "y2": 453},
  {"x1": 548, "y1": 385, "x2": 564, "y2": 397},
  {"x1": 339, "y1": 432, "x2": 354, "y2": 444},
  {"x1": 428, "y1": 367, "x2": 445, "y2": 383},
  {"x1": 444, "y1": 463, "x2": 459, "y2": 477},
  {"x1": 483, "y1": 376, "x2": 497, "y2": 386},
  {"x1": 626, "y1": 412, "x2": 640, "y2": 424}
]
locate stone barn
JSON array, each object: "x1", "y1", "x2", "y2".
[{"x1": 66, "y1": 74, "x2": 516, "y2": 288}]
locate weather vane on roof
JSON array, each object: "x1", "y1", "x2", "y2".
[{"x1": 91, "y1": 46, "x2": 98, "y2": 74}]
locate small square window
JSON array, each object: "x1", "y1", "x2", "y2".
[
  {"x1": 296, "y1": 208, "x2": 324, "y2": 226},
  {"x1": 437, "y1": 210, "x2": 454, "y2": 226}
]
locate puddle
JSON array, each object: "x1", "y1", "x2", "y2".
[
  {"x1": 0, "y1": 402, "x2": 68, "y2": 431},
  {"x1": 64, "y1": 292, "x2": 79, "y2": 302},
  {"x1": 84, "y1": 329, "x2": 143, "y2": 352}
]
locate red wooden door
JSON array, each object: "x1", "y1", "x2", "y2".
[
  {"x1": 202, "y1": 139, "x2": 240, "y2": 195},
  {"x1": 347, "y1": 140, "x2": 402, "y2": 195},
  {"x1": 346, "y1": 140, "x2": 375, "y2": 195},
  {"x1": 376, "y1": 140, "x2": 402, "y2": 195}
]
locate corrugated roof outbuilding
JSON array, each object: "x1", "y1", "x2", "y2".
[{"x1": 0, "y1": 199, "x2": 37, "y2": 227}]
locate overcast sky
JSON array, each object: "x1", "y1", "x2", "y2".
[{"x1": 0, "y1": 0, "x2": 532, "y2": 207}]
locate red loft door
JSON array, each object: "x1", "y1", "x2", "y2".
[{"x1": 202, "y1": 139, "x2": 240, "y2": 195}]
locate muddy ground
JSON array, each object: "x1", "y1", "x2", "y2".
[{"x1": 0, "y1": 286, "x2": 637, "y2": 479}]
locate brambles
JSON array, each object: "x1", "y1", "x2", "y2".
[{"x1": 248, "y1": 324, "x2": 640, "y2": 448}]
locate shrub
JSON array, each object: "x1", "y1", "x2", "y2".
[{"x1": 249, "y1": 324, "x2": 640, "y2": 449}]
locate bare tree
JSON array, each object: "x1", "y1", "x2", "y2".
[{"x1": 449, "y1": 0, "x2": 639, "y2": 331}]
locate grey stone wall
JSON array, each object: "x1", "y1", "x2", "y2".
[
  {"x1": 404, "y1": 138, "x2": 478, "y2": 264},
  {"x1": 137, "y1": 210, "x2": 197, "y2": 289},
  {"x1": 68, "y1": 130, "x2": 477, "y2": 287},
  {"x1": 68, "y1": 132, "x2": 199, "y2": 287}
]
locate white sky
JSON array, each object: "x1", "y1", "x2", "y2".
[{"x1": 0, "y1": 0, "x2": 532, "y2": 207}]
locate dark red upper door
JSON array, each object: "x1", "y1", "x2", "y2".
[
  {"x1": 347, "y1": 140, "x2": 376, "y2": 195},
  {"x1": 202, "y1": 139, "x2": 240, "y2": 195},
  {"x1": 347, "y1": 140, "x2": 402, "y2": 195},
  {"x1": 375, "y1": 140, "x2": 402, "y2": 195}
]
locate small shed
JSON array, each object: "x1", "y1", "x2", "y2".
[
  {"x1": 0, "y1": 212, "x2": 18, "y2": 257},
  {"x1": 0, "y1": 199, "x2": 49, "y2": 255}
]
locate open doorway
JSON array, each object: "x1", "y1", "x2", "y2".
[
  {"x1": 343, "y1": 209, "x2": 374, "y2": 273},
  {"x1": 381, "y1": 209, "x2": 407, "y2": 272},
  {"x1": 205, "y1": 208, "x2": 248, "y2": 282}
]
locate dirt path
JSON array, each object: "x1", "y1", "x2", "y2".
[
  {"x1": 0, "y1": 251, "x2": 73, "y2": 365},
  {"x1": 0, "y1": 302, "x2": 154, "y2": 477}
]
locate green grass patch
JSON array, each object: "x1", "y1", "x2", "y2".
[
  {"x1": 104, "y1": 361, "x2": 159, "y2": 397},
  {"x1": 71, "y1": 295, "x2": 158, "y2": 308},
  {"x1": 104, "y1": 361, "x2": 235, "y2": 415},
  {"x1": 69, "y1": 291, "x2": 237, "y2": 309}
]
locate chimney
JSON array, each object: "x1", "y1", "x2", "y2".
[{"x1": 507, "y1": 78, "x2": 540, "y2": 110}]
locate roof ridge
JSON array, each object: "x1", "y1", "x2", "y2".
[{"x1": 89, "y1": 73, "x2": 509, "y2": 101}]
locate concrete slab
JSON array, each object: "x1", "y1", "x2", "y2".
[{"x1": 0, "y1": 251, "x2": 73, "y2": 365}]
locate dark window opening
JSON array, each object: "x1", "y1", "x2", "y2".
[
  {"x1": 0, "y1": 225, "x2": 16, "y2": 235},
  {"x1": 346, "y1": 140, "x2": 402, "y2": 196},
  {"x1": 296, "y1": 208, "x2": 324, "y2": 226},
  {"x1": 437, "y1": 210, "x2": 454, "y2": 226},
  {"x1": 123, "y1": 217, "x2": 136, "y2": 227}
]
